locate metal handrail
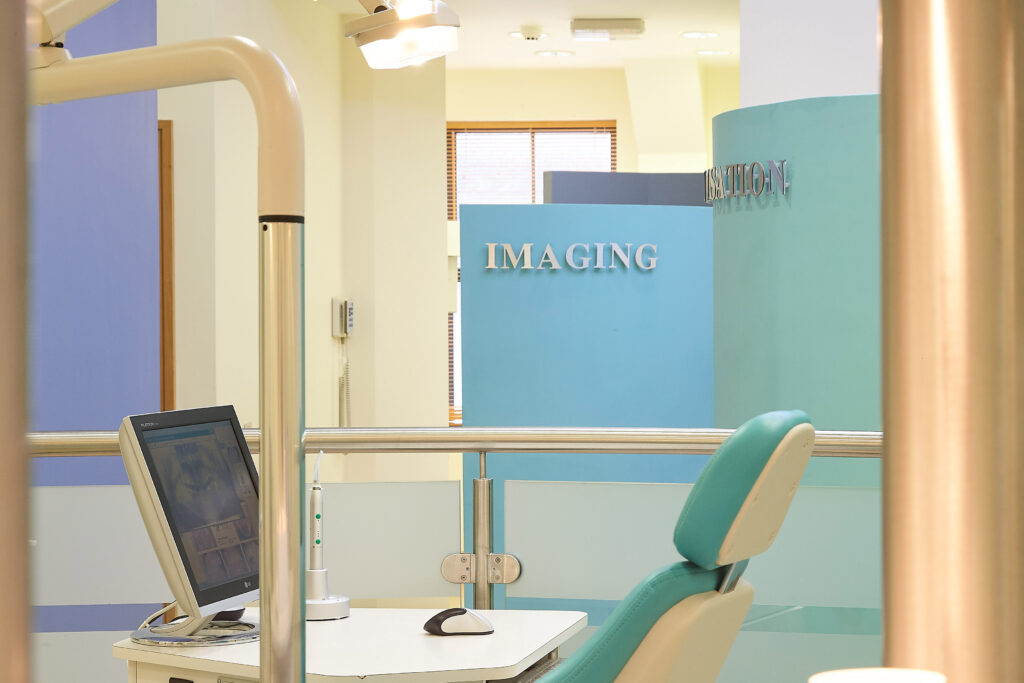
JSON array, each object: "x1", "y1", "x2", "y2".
[
  {"x1": 27, "y1": 426, "x2": 882, "y2": 458},
  {"x1": 29, "y1": 425, "x2": 882, "y2": 610}
]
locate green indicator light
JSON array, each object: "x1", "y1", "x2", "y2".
[
  {"x1": 315, "y1": 514, "x2": 321, "y2": 519},
  {"x1": 315, "y1": 539, "x2": 321, "y2": 544}
]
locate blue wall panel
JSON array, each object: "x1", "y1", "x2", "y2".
[
  {"x1": 459, "y1": 203, "x2": 713, "y2": 605},
  {"x1": 29, "y1": 0, "x2": 159, "y2": 432},
  {"x1": 461, "y1": 203, "x2": 713, "y2": 431}
]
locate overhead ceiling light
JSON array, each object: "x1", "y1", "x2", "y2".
[
  {"x1": 682, "y1": 31, "x2": 719, "y2": 39},
  {"x1": 535, "y1": 50, "x2": 575, "y2": 58},
  {"x1": 509, "y1": 25, "x2": 548, "y2": 41},
  {"x1": 696, "y1": 50, "x2": 731, "y2": 56},
  {"x1": 509, "y1": 31, "x2": 549, "y2": 40},
  {"x1": 344, "y1": 0, "x2": 460, "y2": 70},
  {"x1": 570, "y1": 18, "x2": 645, "y2": 42}
]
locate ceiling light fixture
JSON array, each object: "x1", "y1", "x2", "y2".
[
  {"x1": 682, "y1": 31, "x2": 719, "y2": 39},
  {"x1": 535, "y1": 50, "x2": 575, "y2": 58},
  {"x1": 510, "y1": 25, "x2": 547, "y2": 41},
  {"x1": 696, "y1": 50, "x2": 731, "y2": 56},
  {"x1": 344, "y1": 0, "x2": 460, "y2": 69},
  {"x1": 571, "y1": 18, "x2": 645, "y2": 42}
]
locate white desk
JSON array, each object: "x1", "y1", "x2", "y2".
[{"x1": 113, "y1": 608, "x2": 587, "y2": 683}]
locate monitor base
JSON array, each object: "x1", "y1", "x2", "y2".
[{"x1": 131, "y1": 619, "x2": 259, "y2": 647}]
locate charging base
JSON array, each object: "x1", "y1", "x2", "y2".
[
  {"x1": 306, "y1": 568, "x2": 350, "y2": 620},
  {"x1": 306, "y1": 595, "x2": 351, "y2": 621}
]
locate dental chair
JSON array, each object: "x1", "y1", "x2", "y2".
[{"x1": 535, "y1": 409, "x2": 815, "y2": 683}]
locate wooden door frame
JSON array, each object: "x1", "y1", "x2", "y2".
[{"x1": 158, "y1": 120, "x2": 174, "y2": 410}]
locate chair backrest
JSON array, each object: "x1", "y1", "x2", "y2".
[{"x1": 539, "y1": 410, "x2": 814, "y2": 683}]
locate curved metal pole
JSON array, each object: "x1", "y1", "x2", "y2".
[
  {"x1": 31, "y1": 37, "x2": 305, "y2": 682},
  {"x1": 881, "y1": 1, "x2": 1023, "y2": 680},
  {"x1": 2, "y1": 1, "x2": 31, "y2": 680}
]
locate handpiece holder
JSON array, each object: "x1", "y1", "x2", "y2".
[
  {"x1": 306, "y1": 456, "x2": 350, "y2": 621},
  {"x1": 306, "y1": 567, "x2": 351, "y2": 620}
]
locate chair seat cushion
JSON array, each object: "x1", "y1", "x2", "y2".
[{"x1": 540, "y1": 560, "x2": 745, "y2": 683}]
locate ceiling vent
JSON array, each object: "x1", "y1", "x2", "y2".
[{"x1": 571, "y1": 18, "x2": 645, "y2": 42}]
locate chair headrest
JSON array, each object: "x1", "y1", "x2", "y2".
[{"x1": 673, "y1": 410, "x2": 814, "y2": 570}]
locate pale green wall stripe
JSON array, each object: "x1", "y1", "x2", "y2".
[{"x1": 506, "y1": 597, "x2": 880, "y2": 635}]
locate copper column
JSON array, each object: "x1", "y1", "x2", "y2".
[
  {"x1": 0, "y1": 0, "x2": 31, "y2": 680},
  {"x1": 881, "y1": 1, "x2": 1023, "y2": 680}
]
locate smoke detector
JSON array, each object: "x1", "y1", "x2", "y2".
[
  {"x1": 571, "y1": 18, "x2": 645, "y2": 42},
  {"x1": 510, "y1": 25, "x2": 547, "y2": 40}
]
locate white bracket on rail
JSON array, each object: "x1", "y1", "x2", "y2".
[{"x1": 442, "y1": 553, "x2": 521, "y2": 585}]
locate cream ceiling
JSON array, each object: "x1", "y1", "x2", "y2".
[{"x1": 321, "y1": 0, "x2": 740, "y2": 69}]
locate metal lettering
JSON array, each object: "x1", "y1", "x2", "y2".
[
  {"x1": 536, "y1": 244, "x2": 562, "y2": 270},
  {"x1": 501, "y1": 243, "x2": 534, "y2": 270},
  {"x1": 766, "y1": 160, "x2": 787, "y2": 195},
  {"x1": 635, "y1": 244, "x2": 658, "y2": 270},
  {"x1": 486, "y1": 242, "x2": 659, "y2": 272},
  {"x1": 610, "y1": 243, "x2": 632, "y2": 269},
  {"x1": 702, "y1": 159, "x2": 788, "y2": 203},
  {"x1": 749, "y1": 162, "x2": 766, "y2": 196},
  {"x1": 566, "y1": 243, "x2": 591, "y2": 269}
]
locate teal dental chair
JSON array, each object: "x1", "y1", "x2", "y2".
[{"x1": 537, "y1": 410, "x2": 815, "y2": 683}]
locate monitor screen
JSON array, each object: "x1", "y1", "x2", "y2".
[{"x1": 131, "y1": 410, "x2": 259, "y2": 608}]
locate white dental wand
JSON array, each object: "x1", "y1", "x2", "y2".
[{"x1": 305, "y1": 451, "x2": 350, "y2": 620}]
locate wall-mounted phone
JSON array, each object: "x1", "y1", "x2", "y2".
[{"x1": 332, "y1": 298, "x2": 354, "y2": 338}]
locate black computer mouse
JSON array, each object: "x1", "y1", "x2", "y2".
[{"x1": 423, "y1": 607, "x2": 494, "y2": 636}]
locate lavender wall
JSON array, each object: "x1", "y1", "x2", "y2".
[{"x1": 29, "y1": 0, "x2": 159, "y2": 431}]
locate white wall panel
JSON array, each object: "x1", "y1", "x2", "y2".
[
  {"x1": 33, "y1": 631, "x2": 133, "y2": 683},
  {"x1": 322, "y1": 482, "x2": 461, "y2": 599},
  {"x1": 30, "y1": 486, "x2": 166, "y2": 606},
  {"x1": 743, "y1": 486, "x2": 882, "y2": 608},
  {"x1": 505, "y1": 481, "x2": 881, "y2": 610},
  {"x1": 505, "y1": 481, "x2": 690, "y2": 600}
]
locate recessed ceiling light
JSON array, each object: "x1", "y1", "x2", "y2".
[
  {"x1": 696, "y1": 50, "x2": 730, "y2": 56},
  {"x1": 535, "y1": 50, "x2": 575, "y2": 58},
  {"x1": 682, "y1": 31, "x2": 718, "y2": 39}
]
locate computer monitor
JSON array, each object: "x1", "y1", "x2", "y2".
[{"x1": 119, "y1": 405, "x2": 259, "y2": 637}]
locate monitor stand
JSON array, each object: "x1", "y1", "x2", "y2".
[{"x1": 131, "y1": 603, "x2": 259, "y2": 647}]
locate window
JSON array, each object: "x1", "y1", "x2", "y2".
[{"x1": 447, "y1": 122, "x2": 617, "y2": 425}]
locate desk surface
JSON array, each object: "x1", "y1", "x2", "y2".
[{"x1": 113, "y1": 608, "x2": 587, "y2": 682}]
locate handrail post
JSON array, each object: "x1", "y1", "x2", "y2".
[{"x1": 472, "y1": 451, "x2": 493, "y2": 610}]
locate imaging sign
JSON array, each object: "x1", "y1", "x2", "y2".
[
  {"x1": 704, "y1": 160, "x2": 788, "y2": 203},
  {"x1": 485, "y1": 242, "x2": 658, "y2": 271}
]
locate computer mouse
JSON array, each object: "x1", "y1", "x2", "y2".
[{"x1": 423, "y1": 607, "x2": 494, "y2": 636}]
